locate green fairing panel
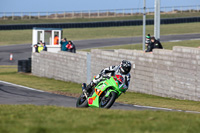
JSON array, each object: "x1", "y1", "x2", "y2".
[{"x1": 88, "y1": 77, "x2": 121, "y2": 108}]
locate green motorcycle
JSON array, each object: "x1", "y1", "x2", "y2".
[{"x1": 76, "y1": 75, "x2": 127, "y2": 109}]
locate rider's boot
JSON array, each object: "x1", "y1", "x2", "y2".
[
  {"x1": 82, "y1": 81, "x2": 95, "y2": 96},
  {"x1": 82, "y1": 83, "x2": 89, "y2": 97}
]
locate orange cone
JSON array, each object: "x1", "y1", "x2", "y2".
[{"x1": 10, "y1": 53, "x2": 13, "y2": 61}]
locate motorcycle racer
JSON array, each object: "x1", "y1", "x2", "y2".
[{"x1": 83, "y1": 60, "x2": 132, "y2": 94}]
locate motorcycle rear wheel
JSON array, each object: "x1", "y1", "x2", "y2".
[
  {"x1": 76, "y1": 93, "x2": 89, "y2": 108},
  {"x1": 99, "y1": 91, "x2": 117, "y2": 109}
]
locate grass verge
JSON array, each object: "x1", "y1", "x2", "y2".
[
  {"x1": 0, "y1": 66, "x2": 200, "y2": 112},
  {"x1": 0, "y1": 105, "x2": 200, "y2": 133},
  {"x1": 0, "y1": 22, "x2": 200, "y2": 46},
  {"x1": 82, "y1": 40, "x2": 200, "y2": 52}
]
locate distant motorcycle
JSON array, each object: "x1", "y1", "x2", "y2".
[{"x1": 76, "y1": 75, "x2": 126, "y2": 109}]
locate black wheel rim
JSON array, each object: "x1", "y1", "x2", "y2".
[{"x1": 100, "y1": 95, "x2": 111, "y2": 107}]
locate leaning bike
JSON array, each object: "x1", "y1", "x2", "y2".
[{"x1": 76, "y1": 75, "x2": 126, "y2": 109}]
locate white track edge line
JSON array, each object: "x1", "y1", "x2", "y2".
[
  {"x1": 134, "y1": 105, "x2": 172, "y2": 111},
  {"x1": 0, "y1": 80, "x2": 45, "y2": 92},
  {"x1": 132, "y1": 103, "x2": 200, "y2": 114},
  {"x1": 190, "y1": 38, "x2": 200, "y2": 40}
]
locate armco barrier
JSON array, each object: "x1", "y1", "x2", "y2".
[
  {"x1": 1, "y1": 17, "x2": 200, "y2": 30},
  {"x1": 32, "y1": 47, "x2": 200, "y2": 101}
]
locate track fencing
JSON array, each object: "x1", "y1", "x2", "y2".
[{"x1": 0, "y1": 5, "x2": 199, "y2": 20}]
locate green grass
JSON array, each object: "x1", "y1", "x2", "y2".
[
  {"x1": 0, "y1": 66, "x2": 81, "y2": 94},
  {"x1": 0, "y1": 105, "x2": 200, "y2": 133},
  {"x1": 82, "y1": 39, "x2": 200, "y2": 52},
  {"x1": 0, "y1": 22, "x2": 200, "y2": 46},
  {"x1": 0, "y1": 29, "x2": 32, "y2": 45},
  {"x1": 1, "y1": 66, "x2": 200, "y2": 112},
  {"x1": 1, "y1": 12, "x2": 200, "y2": 25}
]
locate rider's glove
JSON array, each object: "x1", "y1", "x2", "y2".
[{"x1": 102, "y1": 74, "x2": 110, "y2": 79}]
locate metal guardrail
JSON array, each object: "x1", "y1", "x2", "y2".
[{"x1": 0, "y1": 17, "x2": 200, "y2": 30}]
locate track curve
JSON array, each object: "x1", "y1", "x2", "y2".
[{"x1": 1, "y1": 80, "x2": 199, "y2": 113}]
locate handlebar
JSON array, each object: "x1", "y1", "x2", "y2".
[{"x1": 102, "y1": 75, "x2": 110, "y2": 79}]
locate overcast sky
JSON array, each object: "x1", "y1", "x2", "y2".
[{"x1": 0, "y1": 0, "x2": 200, "y2": 12}]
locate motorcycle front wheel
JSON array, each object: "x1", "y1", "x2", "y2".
[
  {"x1": 99, "y1": 91, "x2": 117, "y2": 109},
  {"x1": 76, "y1": 93, "x2": 89, "y2": 108}
]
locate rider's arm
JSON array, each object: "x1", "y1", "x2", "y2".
[
  {"x1": 158, "y1": 41, "x2": 163, "y2": 49},
  {"x1": 124, "y1": 74, "x2": 131, "y2": 90},
  {"x1": 100, "y1": 66, "x2": 117, "y2": 76}
]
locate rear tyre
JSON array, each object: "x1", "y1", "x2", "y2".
[
  {"x1": 76, "y1": 93, "x2": 88, "y2": 108},
  {"x1": 99, "y1": 91, "x2": 117, "y2": 109}
]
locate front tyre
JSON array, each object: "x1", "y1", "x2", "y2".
[
  {"x1": 99, "y1": 91, "x2": 117, "y2": 109},
  {"x1": 76, "y1": 93, "x2": 89, "y2": 108}
]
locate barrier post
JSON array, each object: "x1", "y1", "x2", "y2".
[
  {"x1": 12, "y1": 12, "x2": 14, "y2": 20},
  {"x1": 181, "y1": 6, "x2": 182, "y2": 13},
  {"x1": 87, "y1": 53, "x2": 91, "y2": 84},
  {"x1": 4, "y1": 12, "x2": 6, "y2": 20},
  {"x1": 46, "y1": 12, "x2": 48, "y2": 19},
  {"x1": 72, "y1": 11, "x2": 74, "y2": 18},
  {"x1": 29, "y1": 12, "x2": 31, "y2": 20},
  {"x1": 98, "y1": 10, "x2": 100, "y2": 17},
  {"x1": 131, "y1": 8, "x2": 133, "y2": 16},
  {"x1": 21, "y1": 12, "x2": 23, "y2": 20}
]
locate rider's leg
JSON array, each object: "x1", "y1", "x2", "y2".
[
  {"x1": 84, "y1": 74, "x2": 102, "y2": 93},
  {"x1": 92, "y1": 74, "x2": 103, "y2": 85}
]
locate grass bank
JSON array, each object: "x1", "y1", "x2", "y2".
[
  {"x1": 0, "y1": 105, "x2": 200, "y2": 133},
  {"x1": 82, "y1": 39, "x2": 200, "y2": 52},
  {"x1": 1, "y1": 66, "x2": 200, "y2": 112},
  {"x1": 0, "y1": 22, "x2": 200, "y2": 46}
]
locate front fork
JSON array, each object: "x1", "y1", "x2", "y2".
[{"x1": 82, "y1": 83, "x2": 88, "y2": 99}]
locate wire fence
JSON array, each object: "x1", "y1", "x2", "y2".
[{"x1": 0, "y1": 5, "x2": 199, "y2": 20}]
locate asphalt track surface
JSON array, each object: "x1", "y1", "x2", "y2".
[
  {"x1": 1, "y1": 80, "x2": 200, "y2": 113},
  {"x1": 0, "y1": 80, "x2": 149, "y2": 110},
  {"x1": 0, "y1": 33, "x2": 200, "y2": 65}
]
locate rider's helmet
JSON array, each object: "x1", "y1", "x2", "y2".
[
  {"x1": 145, "y1": 34, "x2": 151, "y2": 44},
  {"x1": 119, "y1": 60, "x2": 132, "y2": 75},
  {"x1": 146, "y1": 34, "x2": 151, "y2": 39}
]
